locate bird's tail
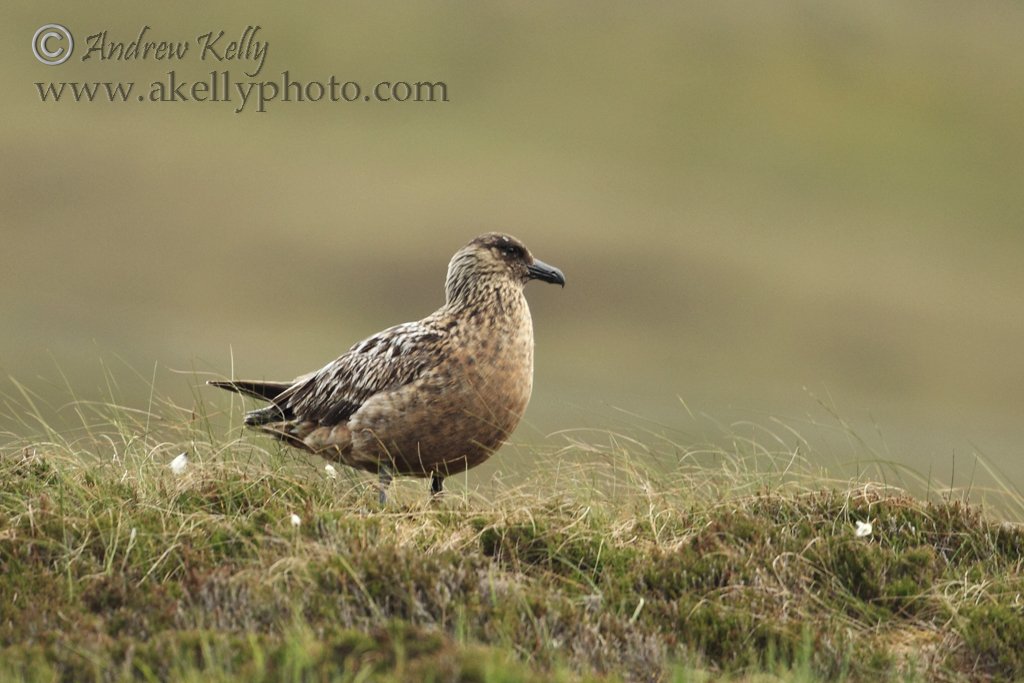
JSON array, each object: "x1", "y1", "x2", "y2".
[
  {"x1": 207, "y1": 379, "x2": 292, "y2": 402},
  {"x1": 243, "y1": 404, "x2": 291, "y2": 427}
]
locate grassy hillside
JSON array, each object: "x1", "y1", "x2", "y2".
[{"x1": 1, "y1": 391, "x2": 1023, "y2": 683}]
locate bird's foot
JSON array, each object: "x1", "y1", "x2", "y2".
[
  {"x1": 378, "y1": 467, "x2": 393, "y2": 506},
  {"x1": 430, "y1": 473, "x2": 444, "y2": 499}
]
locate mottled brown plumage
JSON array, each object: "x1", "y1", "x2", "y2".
[{"x1": 209, "y1": 233, "x2": 565, "y2": 501}]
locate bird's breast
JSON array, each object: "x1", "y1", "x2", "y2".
[{"x1": 453, "y1": 297, "x2": 534, "y2": 406}]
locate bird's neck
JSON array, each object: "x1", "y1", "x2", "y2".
[{"x1": 444, "y1": 278, "x2": 527, "y2": 321}]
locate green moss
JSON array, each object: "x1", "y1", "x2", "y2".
[
  {"x1": 958, "y1": 603, "x2": 1024, "y2": 679},
  {"x1": 677, "y1": 599, "x2": 805, "y2": 670},
  {"x1": 479, "y1": 522, "x2": 633, "y2": 587}
]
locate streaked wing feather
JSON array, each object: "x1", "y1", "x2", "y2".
[{"x1": 281, "y1": 322, "x2": 445, "y2": 425}]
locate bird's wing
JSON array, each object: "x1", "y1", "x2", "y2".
[{"x1": 275, "y1": 321, "x2": 447, "y2": 425}]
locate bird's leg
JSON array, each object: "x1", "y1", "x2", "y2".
[
  {"x1": 430, "y1": 473, "x2": 444, "y2": 497},
  {"x1": 378, "y1": 467, "x2": 393, "y2": 505}
]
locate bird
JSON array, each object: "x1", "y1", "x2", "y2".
[{"x1": 209, "y1": 233, "x2": 565, "y2": 503}]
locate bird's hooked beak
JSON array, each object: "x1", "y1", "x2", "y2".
[{"x1": 527, "y1": 259, "x2": 566, "y2": 287}]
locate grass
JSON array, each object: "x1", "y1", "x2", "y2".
[{"x1": 1, "y1": 381, "x2": 1023, "y2": 682}]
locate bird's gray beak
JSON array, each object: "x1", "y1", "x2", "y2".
[{"x1": 527, "y1": 259, "x2": 566, "y2": 287}]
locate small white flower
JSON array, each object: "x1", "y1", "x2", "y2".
[
  {"x1": 290, "y1": 513, "x2": 302, "y2": 527},
  {"x1": 169, "y1": 452, "x2": 188, "y2": 475},
  {"x1": 855, "y1": 520, "x2": 873, "y2": 538},
  {"x1": 324, "y1": 464, "x2": 338, "y2": 479}
]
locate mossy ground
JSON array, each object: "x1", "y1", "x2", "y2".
[{"x1": 1, "y1": 393, "x2": 1022, "y2": 682}]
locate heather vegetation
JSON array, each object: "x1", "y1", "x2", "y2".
[{"x1": 2, "y1": 386, "x2": 1022, "y2": 682}]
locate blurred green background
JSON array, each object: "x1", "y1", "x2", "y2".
[{"x1": 2, "y1": 2, "x2": 1022, "y2": 489}]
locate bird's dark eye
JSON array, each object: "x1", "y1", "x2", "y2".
[{"x1": 501, "y1": 245, "x2": 521, "y2": 258}]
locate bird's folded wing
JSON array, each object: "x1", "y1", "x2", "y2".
[{"x1": 277, "y1": 321, "x2": 446, "y2": 425}]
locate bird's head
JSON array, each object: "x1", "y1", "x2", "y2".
[{"x1": 445, "y1": 233, "x2": 565, "y2": 306}]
